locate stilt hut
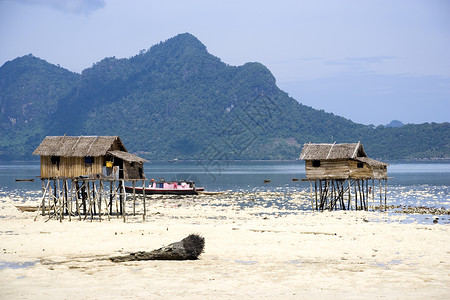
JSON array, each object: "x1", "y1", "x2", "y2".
[
  {"x1": 32, "y1": 136, "x2": 148, "y2": 222},
  {"x1": 32, "y1": 135, "x2": 146, "y2": 180},
  {"x1": 300, "y1": 142, "x2": 389, "y2": 211}
]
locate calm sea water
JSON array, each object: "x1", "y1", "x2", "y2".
[{"x1": 1, "y1": 160, "x2": 449, "y2": 211}]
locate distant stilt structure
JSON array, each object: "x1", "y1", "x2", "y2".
[
  {"x1": 300, "y1": 142, "x2": 389, "y2": 212},
  {"x1": 303, "y1": 178, "x2": 389, "y2": 211}
]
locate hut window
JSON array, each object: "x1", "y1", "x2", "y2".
[
  {"x1": 130, "y1": 162, "x2": 135, "y2": 167},
  {"x1": 50, "y1": 156, "x2": 60, "y2": 165},
  {"x1": 357, "y1": 162, "x2": 364, "y2": 168},
  {"x1": 312, "y1": 160, "x2": 321, "y2": 167},
  {"x1": 85, "y1": 156, "x2": 94, "y2": 167},
  {"x1": 50, "y1": 156, "x2": 60, "y2": 170}
]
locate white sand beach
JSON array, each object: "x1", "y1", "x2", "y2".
[{"x1": 1, "y1": 193, "x2": 449, "y2": 299}]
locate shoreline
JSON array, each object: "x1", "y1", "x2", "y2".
[
  {"x1": 1, "y1": 194, "x2": 449, "y2": 299},
  {"x1": 1, "y1": 158, "x2": 450, "y2": 163}
]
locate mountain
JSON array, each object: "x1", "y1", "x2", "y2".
[
  {"x1": 0, "y1": 54, "x2": 80, "y2": 158},
  {"x1": 1, "y1": 33, "x2": 449, "y2": 160},
  {"x1": 385, "y1": 120, "x2": 404, "y2": 128}
]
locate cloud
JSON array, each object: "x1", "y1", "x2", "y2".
[
  {"x1": 13, "y1": 0, "x2": 105, "y2": 14},
  {"x1": 347, "y1": 56, "x2": 398, "y2": 63},
  {"x1": 325, "y1": 56, "x2": 398, "y2": 66}
]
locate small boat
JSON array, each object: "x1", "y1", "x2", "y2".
[
  {"x1": 16, "y1": 206, "x2": 40, "y2": 212},
  {"x1": 197, "y1": 191, "x2": 227, "y2": 195},
  {"x1": 125, "y1": 179, "x2": 204, "y2": 195},
  {"x1": 15, "y1": 178, "x2": 35, "y2": 182}
]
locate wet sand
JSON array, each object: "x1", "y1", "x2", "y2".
[{"x1": 1, "y1": 193, "x2": 449, "y2": 299}]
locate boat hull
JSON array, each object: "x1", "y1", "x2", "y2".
[{"x1": 125, "y1": 186, "x2": 204, "y2": 195}]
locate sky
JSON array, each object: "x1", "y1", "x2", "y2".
[{"x1": 0, "y1": 0, "x2": 449, "y2": 125}]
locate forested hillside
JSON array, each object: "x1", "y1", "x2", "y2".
[
  {"x1": 0, "y1": 33, "x2": 449, "y2": 160},
  {"x1": 0, "y1": 54, "x2": 80, "y2": 158}
]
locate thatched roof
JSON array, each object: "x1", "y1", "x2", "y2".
[
  {"x1": 33, "y1": 136, "x2": 127, "y2": 157},
  {"x1": 108, "y1": 150, "x2": 147, "y2": 163},
  {"x1": 300, "y1": 142, "x2": 367, "y2": 160},
  {"x1": 354, "y1": 157, "x2": 389, "y2": 167}
]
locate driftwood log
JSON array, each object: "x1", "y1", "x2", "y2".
[{"x1": 110, "y1": 234, "x2": 205, "y2": 262}]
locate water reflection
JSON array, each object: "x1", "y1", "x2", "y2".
[{"x1": 0, "y1": 161, "x2": 449, "y2": 211}]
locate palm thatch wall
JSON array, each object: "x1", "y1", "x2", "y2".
[
  {"x1": 300, "y1": 142, "x2": 388, "y2": 180},
  {"x1": 33, "y1": 136, "x2": 146, "y2": 179}
]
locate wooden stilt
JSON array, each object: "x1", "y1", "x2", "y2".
[
  {"x1": 81, "y1": 181, "x2": 87, "y2": 215},
  {"x1": 95, "y1": 181, "x2": 102, "y2": 222},
  {"x1": 330, "y1": 180, "x2": 335, "y2": 211},
  {"x1": 118, "y1": 180, "x2": 122, "y2": 216},
  {"x1": 132, "y1": 180, "x2": 136, "y2": 215},
  {"x1": 57, "y1": 179, "x2": 63, "y2": 222},
  {"x1": 48, "y1": 183, "x2": 54, "y2": 216},
  {"x1": 109, "y1": 181, "x2": 113, "y2": 215},
  {"x1": 114, "y1": 180, "x2": 119, "y2": 217},
  {"x1": 121, "y1": 180, "x2": 126, "y2": 222},
  {"x1": 68, "y1": 179, "x2": 73, "y2": 221},
  {"x1": 333, "y1": 180, "x2": 338, "y2": 210},
  {"x1": 314, "y1": 180, "x2": 318, "y2": 211},
  {"x1": 378, "y1": 180, "x2": 382, "y2": 212},
  {"x1": 335, "y1": 180, "x2": 339, "y2": 210},
  {"x1": 320, "y1": 180, "x2": 323, "y2": 211},
  {"x1": 63, "y1": 179, "x2": 69, "y2": 215},
  {"x1": 62, "y1": 179, "x2": 67, "y2": 218},
  {"x1": 34, "y1": 180, "x2": 50, "y2": 221},
  {"x1": 103, "y1": 181, "x2": 111, "y2": 221},
  {"x1": 143, "y1": 179, "x2": 146, "y2": 221},
  {"x1": 318, "y1": 180, "x2": 322, "y2": 211},
  {"x1": 92, "y1": 182, "x2": 97, "y2": 216},
  {"x1": 361, "y1": 180, "x2": 366, "y2": 211},
  {"x1": 337, "y1": 181, "x2": 341, "y2": 210},
  {"x1": 366, "y1": 180, "x2": 370, "y2": 210},
  {"x1": 356, "y1": 179, "x2": 363, "y2": 210},
  {"x1": 85, "y1": 181, "x2": 93, "y2": 221},
  {"x1": 41, "y1": 180, "x2": 48, "y2": 216},
  {"x1": 321, "y1": 180, "x2": 328, "y2": 211},
  {"x1": 384, "y1": 179, "x2": 387, "y2": 211},
  {"x1": 358, "y1": 180, "x2": 363, "y2": 210},
  {"x1": 337, "y1": 180, "x2": 345, "y2": 210},
  {"x1": 53, "y1": 180, "x2": 57, "y2": 207},
  {"x1": 75, "y1": 180, "x2": 81, "y2": 220},
  {"x1": 361, "y1": 180, "x2": 367, "y2": 211},
  {"x1": 334, "y1": 180, "x2": 338, "y2": 210},
  {"x1": 347, "y1": 180, "x2": 351, "y2": 210},
  {"x1": 372, "y1": 179, "x2": 375, "y2": 211},
  {"x1": 77, "y1": 180, "x2": 83, "y2": 218}
]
